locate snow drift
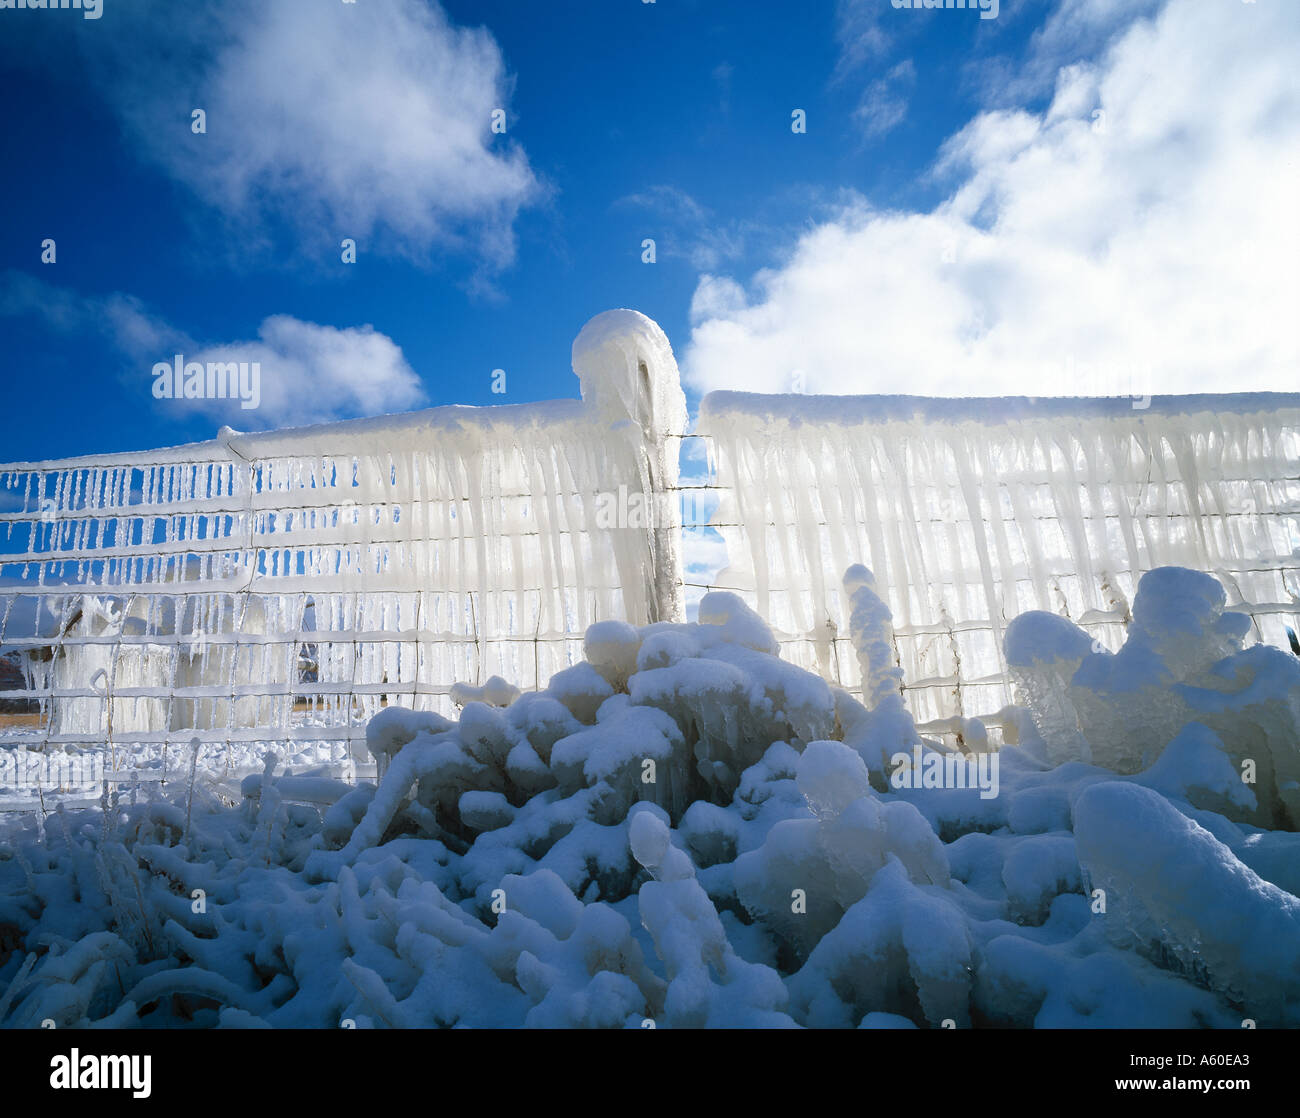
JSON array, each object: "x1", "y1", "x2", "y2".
[{"x1": 1, "y1": 565, "x2": 1297, "y2": 1028}]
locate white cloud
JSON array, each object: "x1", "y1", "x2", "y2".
[
  {"x1": 615, "y1": 186, "x2": 750, "y2": 272},
  {"x1": 0, "y1": 273, "x2": 425, "y2": 430},
  {"x1": 833, "y1": 1, "x2": 917, "y2": 141},
  {"x1": 976, "y1": 0, "x2": 1163, "y2": 107},
  {"x1": 833, "y1": 0, "x2": 894, "y2": 78},
  {"x1": 182, "y1": 317, "x2": 426, "y2": 429},
  {"x1": 689, "y1": 275, "x2": 750, "y2": 324},
  {"x1": 685, "y1": 0, "x2": 1300, "y2": 399},
  {"x1": 713, "y1": 62, "x2": 735, "y2": 117},
  {"x1": 85, "y1": 0, "x2": 537, "y2": 272},
  {"x1": 0, "y1": 271, "x2": 180, "y2": 360},
  {"x1": 852, "y1": 59, "x2": 916, "y2": 140}
]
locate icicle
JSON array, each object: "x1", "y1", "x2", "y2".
[{"x1": 699, "y1": 392, "x2": 1300, "y2": 726}]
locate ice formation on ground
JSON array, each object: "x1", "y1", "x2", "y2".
[
  {"x1": 1, "y1": 568, "x2": 1297, "y2": 1028},
  {"x1": 1007, "y1": 566, "x2": 1300, "y2": 829}
]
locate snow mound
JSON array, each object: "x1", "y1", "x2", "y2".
[
  {"x1": 1074, "y1": 781, "x2": 1300, "y2": 1026},
  {"x1": 2, "y1": 563, "x2": 1297, "y2": 1029},
  {"x1": 1007, "y1": 566, "x2": 1300, "y2": 828}
]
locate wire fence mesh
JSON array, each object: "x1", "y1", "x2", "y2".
[{"x1": 2, "y1": 394, "x2": 1297, "y2": 760}]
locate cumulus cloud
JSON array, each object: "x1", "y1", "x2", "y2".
[
  {"x1": 80, "y1": 0, "x2": 537, "y2": 273},
  {"x1": 685, "y1": 0, "x2": 1300, "y2": 399},
  {"x1": 185, "y1": 317, "x2": 426, "y2": 428},
  {"x1": 0, "y1": 272, "x2": 425, "y2": 430},
  {"x1": 976, "y1": 0, "x2": 1163, "y2": 107}
]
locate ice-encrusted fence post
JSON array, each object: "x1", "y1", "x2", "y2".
[{"x1": 572, "y1": 310, "x2": 689, "y2": 625}]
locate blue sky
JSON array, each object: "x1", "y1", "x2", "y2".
[{"x1": 0, "y1": 0, "x2": 1295, "y2": 465}]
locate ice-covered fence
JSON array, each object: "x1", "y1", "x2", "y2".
[
  {"x1": 4, "y1": 305, "x2": 1297, "y2": 755},
  {"x1": 697, "y1": 392, "x2": 1300, "y2": 733},
  {"x1": 0, "y1": 309, "x2": 687, "y2": 751}
]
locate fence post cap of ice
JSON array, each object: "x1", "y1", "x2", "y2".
[
  {"x1": 572, "y1": 309, "x2": 687, "y2": 437},
  {"x1": 215, "y1": 425, "x2": 250, "y2": 458}
]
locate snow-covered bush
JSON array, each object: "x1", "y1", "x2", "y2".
[
  {"x1": 733, "y1": 741, "x2": 948, "y2": 961},
  {"x1": 2, "y1": 564, "x2": 1297, "y2": 1029},
  {"x1": 839, "y1": 565, "x2": 927, "y2": 777},
  {"x1": 1007, "y1": 566, "x2": 1300, "y2": 828},
  {"x1": 1073, "y1": 781, "x2": 1300, "y2": 1026}
]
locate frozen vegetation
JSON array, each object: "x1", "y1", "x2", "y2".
[{"x1": 1, "y1": 565, "x2": 1298, "y2": 1028}]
